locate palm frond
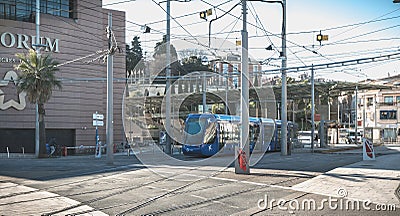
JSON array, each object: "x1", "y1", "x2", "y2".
[{"x1": 14, "y1": 49, "x2": 62, "y2": 105}]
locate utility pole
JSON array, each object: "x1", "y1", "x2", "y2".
[
  {"x1": 165, "y1": 0, "x2": 172, "y2": 155},
  {"x1": 355, "y1": 85, "x2": 358, "y2": 144},
  {"x1": 106, "y1": 12, "x2": 114, "y2": 165},
  {"x1": 202, "y1": 73, "x2": 207, "y2": 113},
  {"x1": 34, "y1": 0, "x2": 40, "y2": 158},
  {"x1": 363, "y1": 92, "x2": 366, "y2": 139},
  {"x1": 225, "y1": 74, "x2": 228, "y2": 114},
  {"x1": 281, "y1": 0, "x2": 288, "y2": 156},
  {"x1": 235, "y1": 0, "x2": 250, "y2": 174},
  {"x1": 311, "y1": 65, "x2": 315, "y2": 153}
]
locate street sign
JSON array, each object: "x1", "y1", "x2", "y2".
[
  {"x1": 93, "y1": 120, "x2": 104, "y2": 127},
  {"x1": 93, "y1": 113, "x2": 104, "y2": 120}
]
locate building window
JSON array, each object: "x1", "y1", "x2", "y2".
[
  {"x1": 380, "y1": 110, "x2": 397, "y2": 120},
  {"x1": 367, "y1": 97, "x2": 373, "y2": 106},
  {"x1": 396, "y1": 96, "x2": 400, "y2": 104},
  {"x1": 384, "y1": 96, "x2": 394, "y2": 105},
  {"x1": 0, "y1": 0, "x2": 75, "y2": 22},
  {"x1": 233, "y1": 64, "x2": 238, "y2": 73},
  {"x1": 253, "y1": 65, "x2": 259, "y2": 72},
  {"x1": 0, "y1": 2, "x2": 16, "y2": 20}
]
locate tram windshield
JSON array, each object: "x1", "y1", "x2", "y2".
[{"x1": 185, "y1": 117, "x2": 216, "y2": 145}]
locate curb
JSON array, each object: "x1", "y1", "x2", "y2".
[{"x1": 316, "y1": 146, "x2": 362, "y2": 153}]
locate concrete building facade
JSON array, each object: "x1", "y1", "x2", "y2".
[{"x1": 0, "y1": 0, "x2": 126, "y2": 153}]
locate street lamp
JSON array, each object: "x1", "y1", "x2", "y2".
[{"x1": 250, "y1": 0, "x2": 288, "y2": 155}]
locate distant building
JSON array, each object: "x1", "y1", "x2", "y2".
[
  {"x1": 0, "y1": 1, "x2": 126, "y2": 153},
  {"x1": 356, "y1": 75, "x2": 400, "y2": 143},
  {"x1": 335, "y1": 75, "x2": 400, "y2": 144},
  {"x1": 210, "y1": 54, "x2": 262, "y2": 89}
]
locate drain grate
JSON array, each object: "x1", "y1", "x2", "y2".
[{"x1": 396, "y1": 184, "x2": 400, "y2": 202}]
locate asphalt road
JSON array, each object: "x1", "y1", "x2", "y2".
[{"x1": 0, "y1": 151, "x2": 398, "y2": 215}]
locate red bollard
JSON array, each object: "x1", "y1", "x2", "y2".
[
  {"x1": 62, "y1": 146, "x2": 67, "y2": 156},
  {"x1": 238, "y1": 149, "x2": 247, "y2": 171}
]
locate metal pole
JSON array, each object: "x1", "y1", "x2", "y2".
[
  {"x1": 355, "y1": 85, "x2": 358, "y2": 144},
  {"x1": 106, "y1": 12, "x2": 114, "y2": 164},
  {"x1": 236, "y1": 0, "x2": 250, "y2": 174},
  {"x1": 34, "y1": 0, "x2": 40, "y2": 158},
  {"x1": 165, "y1": 0, "x2": 172, "y2": 155},
  {"x1": 292, "y1": 100, "x2": 295, "y2": 122},
  {"x1": 311, "y1": 65, "x2": 315, "y2": 153},
  {"x1": 327, "y1": 98, "x2": 331, "y2": 121},
  {"x1": 95, "y1": 112, "x2": 98, "y2": 158},
  {"x1": 225, "y1": 74, "x2": 228, "y2": 114},
  {"x1": 281, "y1": 0, "x2": 288, "y2": 156},
  {"x1": 202, "y1": 73, "x2": 206, "y2": 113},
  {"x1": 363, "y1": 93, "x2": 366, "y2": 139}
]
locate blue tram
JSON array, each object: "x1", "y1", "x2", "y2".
[{"x1": 182, "y1": 113, "x2": 293, "y2": 157}]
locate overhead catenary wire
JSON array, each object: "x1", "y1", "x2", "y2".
[
  {"x1": 11, "y1": 0, "x2": 396, "y2": 80},
  {"x1": 101, "y1": 0, "x2": 400, "y2": 68}
]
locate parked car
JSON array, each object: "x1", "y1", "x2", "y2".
[
  {"x1": 298, "y1": 131, "x2": 319, "y2": 146},
  {"x1": 347, "y1": 130, "x2": 362, "y2": 144}
]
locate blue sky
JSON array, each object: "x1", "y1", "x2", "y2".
[{"x1": 103, "y1": 0, "x2": 400, "y2": 81}]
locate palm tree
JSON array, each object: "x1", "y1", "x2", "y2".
[{"x1": 15, "y1": 49, "x2": 62, "y2": 158}]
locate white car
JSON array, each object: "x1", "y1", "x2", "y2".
[
  {"x1": 298, "y1": 131, "x2": 319, "y2": 146},
  {"x1": 347, "y1": 130, "x2": 362, "y2": 144}
]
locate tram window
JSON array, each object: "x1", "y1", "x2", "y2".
[
  {"x1": 186, "y1": 118, "x2": 206, "y2": 135},
  {"x1": 204, "y1": 122, "x2": 216, "y2": 144},
  {"x1": 250, "y1": 124, "x2": 260, "y2": 141},
  {"x1": 185, "y1": 117, "x2": 208, "y2": 144},
  {"x1": 263, "y1": 125, "x2": 274, "y2": 143},
  {"x1": 219, "y1": 124, "x2": 225, "y2": 149},
  {"x1": 220, "y1": 122, "x2": 240, "y2": 145}
]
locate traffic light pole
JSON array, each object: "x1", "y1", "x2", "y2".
[
  {"x1": 280, "y1": 0, "x2": 288, "y2": 156},
  {"x1": 248, "y1": 0, "x2": 287, "y2": 156},
  {"x1": 311, "y1": 65, "x2": 315, "y2": 153}
]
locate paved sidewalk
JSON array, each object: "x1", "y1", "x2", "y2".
[
  {"x1": 0, "y1": 182, "x2": 107, "y2": 216},
  {"x1": 292, "y1": 153, "x2": 400, "y2": 206}
]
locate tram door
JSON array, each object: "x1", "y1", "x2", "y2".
[{"x1": 261, "y1": 124, "x2": 275, "y2": 152}]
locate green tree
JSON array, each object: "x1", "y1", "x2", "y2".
[
  {"x1": 15, "y1": 49, "x2": 62, "y2": 158},
  {"x1": 181, "y1": 56, "x2": 210, "y2": 72},
  {"x1": 126, "y1": 36, "x2": 144, "y2": 78}
]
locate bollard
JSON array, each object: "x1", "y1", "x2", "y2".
[
  {"x1": 6, "y1": 147, "x2": 10, "y2": 158},
  {"x1": 22, "y1": 147, "x2": 25, "y2": 158},
  {"x1": 62, "y1": 146, "x2": 67, "y2": 157}
]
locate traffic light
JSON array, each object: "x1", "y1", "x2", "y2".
[
  {"x1": 200, "y1": 11, "x2": 207, "y2": 20},
  {"x1": 316, "y1": 33, "x2": 323, "y2": 42},
  {"x1": 316, "y1": 31, "x2": 328, "y2": 45},
  {"x1": 200, "y1": 9, "x2": 212, "y2": 20},
  {"x1": 144, "y1": 26, "x2": 151, "y2": 33},
  {"x1": 141, "y1": 25, "x2": 151, "y2": 33}
]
